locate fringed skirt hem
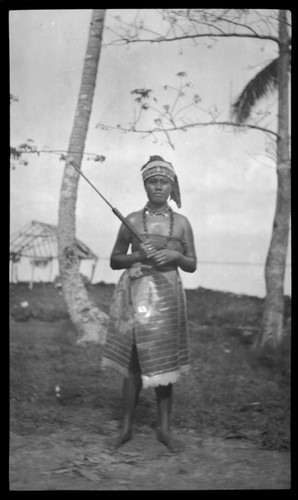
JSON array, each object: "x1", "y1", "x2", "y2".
[{"x1": 141, "y1": 364, "x2": 191, "y2": 388}]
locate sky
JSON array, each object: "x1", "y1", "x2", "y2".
[{"x1": 9, "y1": 9, "x2": 291, "y2": 296}]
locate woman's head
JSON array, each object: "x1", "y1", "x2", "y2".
[
  {"x1": 144, "y1": 175, "x2": 173, "y2": 206},
  {"x1": 141, "y1": 156, "x2": 181, "y2": 208}
]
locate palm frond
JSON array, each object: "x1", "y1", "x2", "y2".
[{"x1": 232, "y1": 58, "x2": 278, "y2": 125}]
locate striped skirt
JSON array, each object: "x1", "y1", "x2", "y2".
[{"x1": 102, "y1": 263, "x2": 190, "y2": 388}]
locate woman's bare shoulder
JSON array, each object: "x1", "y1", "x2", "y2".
[
  {"x1": 126, "y1": 209, "x2": 143, "y2": 222},
  {"x1": 173, "y1": 211, "x2": 192, "y2": 227}
]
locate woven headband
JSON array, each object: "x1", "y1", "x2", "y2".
[
  {"x1": 141, "y1": 160, "x2": 176, "y2": 182},
  {"x1": 141, "y1": 160, "x2": 181, "y2": 208}
]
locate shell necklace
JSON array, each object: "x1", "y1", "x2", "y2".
[
  {"x1": 142, "y1": 205, "x2": 174, "y2": 249},
  {"x1": 144, "y1": 204, "x2": 170, "y2": 217}
]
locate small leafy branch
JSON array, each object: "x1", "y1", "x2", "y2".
[
  {"x1": 10, "y1": 142, "x2": 106, "y2": 170},
  {"x1": 96, "y1": 72, "x2": 278, "y2": 150},
  {"x1": 10, "y1": 94, "x2": 19, "y2": 104},
  {"x1": 10, "y1": 140, "x2": 39, "y2": 167},
  {"x1": 10, "y1": 97, "x2": 106, "y2": 169}
]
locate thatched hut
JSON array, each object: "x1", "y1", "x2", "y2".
[{"x1": 10, "y1": 220, "x2": 98, "y2": 289}]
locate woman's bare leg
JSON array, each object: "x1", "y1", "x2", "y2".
[
  {"x1": 113, "y1": 345, "x2": 142, "y2": 448},
  {"x1": 155, "y1": 383, "x2": 183, "y2": 452}
]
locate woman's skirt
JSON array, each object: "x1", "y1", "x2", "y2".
[{"x1": 102, "y1": 264, "x2": 190, "y2": 388}]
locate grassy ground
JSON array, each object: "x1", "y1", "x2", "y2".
[{"x1": 10, "y1": 282, "x2": 291, "y2": 452}]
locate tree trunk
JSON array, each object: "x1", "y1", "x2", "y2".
[
  {"x1": 58, "y1": 9, "x2": 108, "y2": 345},
  {"x1": 259, "y1": 10, "x2": 291, "y2": 349}
]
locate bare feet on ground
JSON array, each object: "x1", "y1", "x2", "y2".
[
  {"x1": 112, "y1": 429, "x2": 133, "y2": 449},
  {"x1": 110, "y1": 428, "x2": 183, "y2": 453},
  {"x1": 156, "y1": 429, "x2": 184, "y2": 453}
]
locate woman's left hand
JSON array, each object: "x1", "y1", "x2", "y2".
[{"x1": 150, "y1": 249, "x2": 181, "y2": 267}]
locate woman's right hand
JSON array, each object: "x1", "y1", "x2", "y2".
[{"x1": 139, "y1": 241, "x2": 158, "y2": 261}]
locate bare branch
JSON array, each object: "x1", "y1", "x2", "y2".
[
  {"x1": 104, "y1": 9, "x2": 281, "y2": 47},
  {"x1": 107, "y1": 31, "x2": 279, "y2": 47},
  {"x1": 97, "y1": 120, "x2": 278, "y2": 139}
]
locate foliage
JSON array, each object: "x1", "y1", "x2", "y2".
[
  {"x1": 10, "y1": 95, "x2": 106, "y2": 168},
  {"x1": 97, "y1": 72, "x2": 276, "y2": 150},
  {"x1": 10, "y1": 94, "x2": 19, "y2": 103},
  {"x1": 100, "y1": 9, "x2": 290, "y2": 150},
  {"x1": 232, "y1": 59, "x2": 279, "y2": 124},
  {"x1": 10, "y1": 143, "x2": 106, "y2": 170},
  {"x1": 10, "y1": 140, "x2": 39, "y2": 168}
]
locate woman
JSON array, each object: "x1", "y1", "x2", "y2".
[{"x1": 102, "y1": 155, "x2": 197, "y2": 452}]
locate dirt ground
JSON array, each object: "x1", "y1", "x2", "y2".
[
  {"x1": 9, "y1": 283, "x2": 291, "y2": 490},
  {"x1": 10, "y1": 428, "x2": 290, "y2": 490}
]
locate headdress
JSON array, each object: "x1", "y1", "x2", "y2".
[{"x1": 141, "y1": 156, "x2": 181, "y2": 208}]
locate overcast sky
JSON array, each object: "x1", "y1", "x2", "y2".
[{"x1": 9, "y1": 9, "x2": 291, "y2": 296}]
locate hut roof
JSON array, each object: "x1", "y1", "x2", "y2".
[{"x1": 10, "y1": 220, "x2": 97, "y2": 262}]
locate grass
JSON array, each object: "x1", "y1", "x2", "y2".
[{"x1": 10, "y1": 282, "x2": 291, "y2": 451}]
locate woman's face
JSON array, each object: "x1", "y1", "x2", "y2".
[{"x1": 145, "y1": 175, "x2": 173, "y2": 205}]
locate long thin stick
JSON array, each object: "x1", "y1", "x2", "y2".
[{"x1": 68, "y1": 160, "x2": 144, "y2": 243}]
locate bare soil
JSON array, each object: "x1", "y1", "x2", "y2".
[{"x1": 9, "y1": 283, "x2": 291, "y2": 490}]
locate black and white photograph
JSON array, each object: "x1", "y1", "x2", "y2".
[{"x1": 9, "y1": 8, "x2": 291, "y2": 490}]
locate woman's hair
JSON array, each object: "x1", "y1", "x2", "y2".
[{"x1": 141, "y1": 155, "x2": 165, "y2": 171}]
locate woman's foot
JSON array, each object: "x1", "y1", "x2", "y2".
[
  {"x1": 156, "y1": 428, "x2": 184, "y2": 453},
  {"x1": 112, "y1": 428, "x2": 133, "y2": 449}
]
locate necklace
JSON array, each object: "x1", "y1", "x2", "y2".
[
  {"x1": 145, "y1": 204, "x2": 170, "y2": 217},
  {"x1": 142, "y1": 205, "x2": 174, "y2": 249}
]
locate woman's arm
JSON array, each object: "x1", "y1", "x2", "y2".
[
  {"x1": 178, "y1": 216, "x2": 197, "y2": 273},
  {"x1": 176, "y1": 253, "x2": 197, "y2": 273},
  {"x1": 110, "y1": 222, "x2": 147, "y2": 270}
]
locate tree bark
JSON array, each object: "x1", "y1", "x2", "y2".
[
  {"x1": 259, "y1": 10, "x2": 291, "y2": 348},
  {"x1": 58, "y1": 9, "x2": 108, "y2": 345}
]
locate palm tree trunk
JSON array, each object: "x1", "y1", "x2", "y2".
[
  {"x1": 260, "y1": 10, "x2": 291, "y2": 348},
  {"x1": 58, "y1": 9, "x2": 108, "y2": 345}
]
